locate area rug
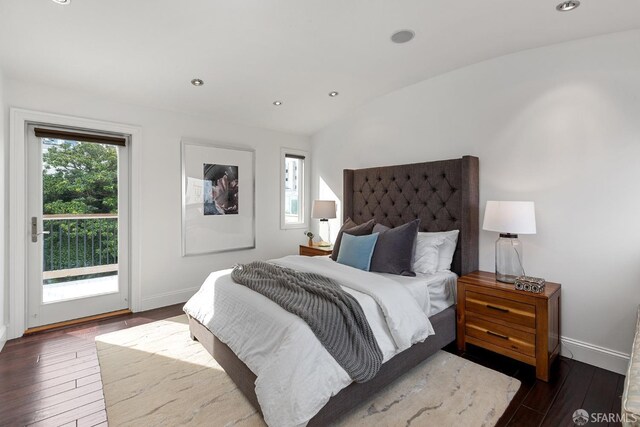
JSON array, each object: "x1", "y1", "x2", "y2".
[{"x1": 96, "y1": 315, "x2": 520, "y2": 427}]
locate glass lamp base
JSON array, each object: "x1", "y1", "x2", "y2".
[
  {"x1": 319, "y1": 219, "x2": 331, "y2": 246},
  {"x1": 495, "y1": 234, "x2": 524, "y2": 283},
  {"x1": 496, "y1": 272, "x2": 519, "y2": 284}
]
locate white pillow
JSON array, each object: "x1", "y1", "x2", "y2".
[
  {"x1": 412, "y1": 234, "x2": 446, "y2": 274},
  {"x1": 420, "y1": 230, "x2": 460, "y2": 271}
]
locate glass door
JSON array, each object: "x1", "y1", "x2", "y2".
[{"x1": 26, "y1": 125, "x2": 129, "y2": 328}]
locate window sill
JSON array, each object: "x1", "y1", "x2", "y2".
[{"x1": 281, "y1": 223, "x2": 307, "y2": 230}]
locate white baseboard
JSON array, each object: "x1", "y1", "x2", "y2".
[
  {"x1": 138, "y1": 287, "x2": 200, "y2": 312},
  {"x1": 561, "y1": 335, "x2": 630, "y2": 375},
  {"x1": 0, "y1": 325, "x2": 7, "y2": 352}
]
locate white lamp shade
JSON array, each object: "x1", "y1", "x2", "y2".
[
  {"x1": 483, "y1": 201, "x2": 536, "y2": 234},
  {"x1": 311, "y1": 200, "x2": 337, "y2": 219}
]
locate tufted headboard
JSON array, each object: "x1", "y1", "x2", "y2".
[{"x1": 343, "y1": 156, "x2": 479, "y2": 277}]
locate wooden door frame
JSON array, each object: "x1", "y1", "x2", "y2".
[{"x1": 8, "y1": 108, "x2": 143, "y2": 339}]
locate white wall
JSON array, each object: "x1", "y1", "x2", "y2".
[
  {"x1": 312, "y1": 29, "x2": 640, "y2": 374},
  {"x1": 0, "y1": 67, "x2": 6, "y2": 350},
  {"x1": 3, "y1": 78, "x2": 310, "y2": 333}
]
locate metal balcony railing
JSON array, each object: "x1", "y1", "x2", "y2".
[{"x1": 43, "y1": 214, "x2": 118, "y2": 280}]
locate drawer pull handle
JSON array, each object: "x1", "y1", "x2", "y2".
[
  {"x1": 486, "y1": 304, "x2": 509, "y2": 313},
  {"x1": 487, "y1": 330, "x2": 509, "y2": 340}
]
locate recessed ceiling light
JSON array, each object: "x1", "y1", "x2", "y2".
[
  {"x1": 329, "y1": 91, "x2": 339, "y2": 97},
  {"x1": 190, "y1": 78, "x2": 204, "y2": 87},
  {"x1": 556, "y1": 1, "x2": 580, "y2": 11},
  {"x1": 273, "y1": 100, "x2": 283, "y2": 106},
  {"x1": 51, "y1": 0, "x2": 71, "y2": 4},
  {"x1": 391, "y1": 30, "x2": 415, "y2": 44}
]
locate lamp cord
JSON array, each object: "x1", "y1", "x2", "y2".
[{"x1": 511, "y1": 239, "x2": 526, "y2": 277}]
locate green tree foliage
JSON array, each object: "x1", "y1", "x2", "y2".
[
  {"x1": 43, "y1": 141, "x2": 118, "y2": 214},
  {"x1": 42, "y1": 141, "x2": 119, "y2": 273}
]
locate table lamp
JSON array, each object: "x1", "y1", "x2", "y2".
[
  {"x1": 482, "y1": 201, "x2": 536, "y2": 283},
  {"x1": 311, "y1": 200, "x2": 336, "y2": 247}
]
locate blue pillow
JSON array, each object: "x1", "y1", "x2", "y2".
[{"x1": 336, "y1": 232, "x2": 379, "y2": 271}]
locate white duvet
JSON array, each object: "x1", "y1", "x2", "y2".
[{"x1": 183, "y1": 255, "x2": 435, "y2": 427}]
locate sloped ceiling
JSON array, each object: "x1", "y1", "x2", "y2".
[{"x1": 1, "y1": 0, "x2": 639, "y2": 135}]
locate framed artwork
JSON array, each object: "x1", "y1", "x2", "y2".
[{"x1": 181, "y1": 139, "x2": 255, "y2": 256}]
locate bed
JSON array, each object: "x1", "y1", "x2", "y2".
[{"x1": 186, "y1": 155, "x2": 479, "y2": 426}]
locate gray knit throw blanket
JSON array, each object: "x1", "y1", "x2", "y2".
[{"x1": 231, "y1": 261, "x2": 383, "y2": 382}]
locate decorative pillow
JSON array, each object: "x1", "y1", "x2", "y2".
[
  {"x1": 412, "y1": 233, "x2": 446, "y2": 274},
  {"x1": 331, "y1": 218, "x2": 376, "y2": 261},
  {"x1": 369, "y1": 219, "x2": 420, "y2": 276},
  {"x1": 336, "y1": 233, "x2": 379, "y2": 271},
  {"x1": 421, "y1": 230, "x2": 460, "y2": 271},
  {"x1": 373, "y1": 223, "x2": 389, "y2": 234}
]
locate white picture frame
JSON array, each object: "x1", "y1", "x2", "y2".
[{"x1": 181, "y1": 139, "x2": 255, "y2": 256}]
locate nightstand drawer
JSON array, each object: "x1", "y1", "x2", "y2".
[
  {"x1": 465, "y1": 291, "x2": 535, "y2": 328},
  {"x1": 465, "y1": 314, "x2": 535, "y2": 357}
]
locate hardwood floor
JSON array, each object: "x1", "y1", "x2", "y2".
[
  {"x1": 0, "y1": 304, "x2": 184, "y2": 427},
  {"x1": 0, "y1": 305, "x2": 626, "y2": 427}
]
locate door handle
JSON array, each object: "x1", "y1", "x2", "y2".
[{"x1": 31, "y1": 217, "x2": 50, "y2": 243}]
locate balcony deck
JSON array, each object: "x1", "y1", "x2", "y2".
[{"x1": 43, "y1": 274, "x2": 119, "y2": 303}]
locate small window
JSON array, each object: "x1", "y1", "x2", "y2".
[{"x1": 281, "y1": 149, "x2": 307, "y2": 229}]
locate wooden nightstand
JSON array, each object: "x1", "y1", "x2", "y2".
[
  {"x1": 299, "y1": 244, "x2": 333, "y2": 257},
  {"x1": 456, "y1": 271, "x2": 561, "y2": 381}
]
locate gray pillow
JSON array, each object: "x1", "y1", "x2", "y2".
[
  {"x1": 331, "y1": 218, "x2": 376, "y2": 261},
  {"x1": 373, "y1": 223, "x2": 390, "y2": 234},
  {"x1": 369, "y1": 219, "x2": 420, "y2": 276}
]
